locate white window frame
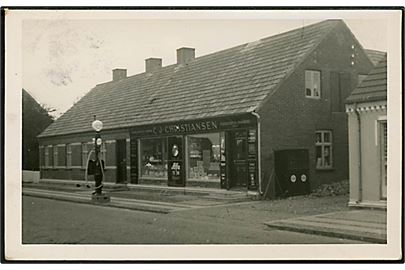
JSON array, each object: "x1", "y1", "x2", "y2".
[
  {"x1": 68, "y1": 142, "x2": 82, "y2": 169},
  {"x1": 44, "y1": 146, "x2": 50, "y2": 168},
  {"x1": 315, "y1": 130, "x2": 333, "y2": 169},
  {"x1": 53, "y1": 145, "x2": 58, "y2": 168},
  {"x1": 66, "y1": 144, "x2": 72, "y2": 168},
  {"x1": 54, "y1": 144, "x2": 66, "y2": 168},
  {"x1": 305, "y1": 70, "x2": 321, "y2": 99}
]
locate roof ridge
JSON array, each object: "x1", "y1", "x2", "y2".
[{"x1": 96, "y1": 20, "x2": 340, "y2": 87}]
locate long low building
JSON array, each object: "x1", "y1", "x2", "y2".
[{"x1": 37, "y1": 20, "x2": 374, "y2": 198}]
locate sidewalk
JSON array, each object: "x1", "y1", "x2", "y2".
[
  {"x1": 23, "y1": 180, "x2": 256, "y2": 214},
  {"x1": 264, "y1": 209, "x2": 387, "y2": 243}
]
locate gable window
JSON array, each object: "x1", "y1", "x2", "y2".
[
  {"x1": 305, "y1": 70, "x2": 321, "y2": 99},
  {"x1": 315, "y1": 130, "x2": 333, "y2": 169}
]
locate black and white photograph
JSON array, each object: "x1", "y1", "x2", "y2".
[{"x1": 3, "y1": 7, "x2": 403, "y2": 261}]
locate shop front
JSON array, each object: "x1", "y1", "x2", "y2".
[{"x1": 129, "y1": 114, "x2": 258, "y2": 191}]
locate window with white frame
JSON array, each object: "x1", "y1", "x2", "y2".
[
  {"x1": 305, "y1": 70, "x2": 321, "y2": 98},
  {"x1": 315, "y1": 130, "x2": 333, "y2": 169},
  {"x1": 56, "y1": 145, "x2": 66, "y2": 167},
  {"x1": 45, "y1": 146, "x2": 51, "y2": 167},
  {"x1": 66, "y1": 144, "x2": 72, "y2": 168},
  {"x1": 53, "y1": 146, "x2": 58, "y2": 167}
]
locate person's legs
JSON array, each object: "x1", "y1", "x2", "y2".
[{"x1": 94, "y1": 174, "x2": 103, "y2": 194}]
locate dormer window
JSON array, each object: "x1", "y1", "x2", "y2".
[{"x1": 305, "y1": 70, "x2": 321, "y2": 99}]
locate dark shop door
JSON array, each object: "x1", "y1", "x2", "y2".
[
  {"x1": 168, "y1": 136, "x2": 185, "y2": 187},
  {"x1": 116, "y1": 139, "x2": 127, "y2": 183},
  {"x1": 274, "y1": 149, "x2": 310, "y2": 197},
  {"x1": 229, "y1": 130, "x2": 248, "y2": 189}
]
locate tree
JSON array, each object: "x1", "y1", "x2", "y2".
[{"x1": 22, "y1": 89, "x2": 54, "y2": 170}]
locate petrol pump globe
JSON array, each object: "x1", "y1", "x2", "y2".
[{"x1": 92, "y1": 120, "x2": 103, "y2": 132}]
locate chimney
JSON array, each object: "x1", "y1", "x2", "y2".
[
  {"x1": 145, "y1": 58, "x2": 162, "y2": 73},
  {"x1": 112, "y1": 68, "x2": 127, "y2": 81},
  {"x1": 176, "y1": 47, "x2": 195, "y2": 65}
]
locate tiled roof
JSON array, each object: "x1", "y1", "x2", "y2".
[
  {"x1": 347, "y1": 54, "x2": 387, "y2": 103},
  {"x1": 365, "y1": 49, "x2": 386, "y2": 66},
  {"x1": 39, "y1": 20, "x2": 342, "y2": 138}
]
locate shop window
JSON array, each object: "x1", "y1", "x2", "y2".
[
  {"x1": 315, "y1": 130, "x2": 333, "y2": 169},
  {"x1": 305, "y1": 70, "x2": 321, "y2": 99},
  {"x1": 71, "y1": 144, "x2": 82, "y2": 167},
  {"x1": 140, "y1": 138, "x2": 167, "y2": 179},
  {"x1": 187, "y1": 133, "x2": 220, "y2": 181},
  {"x1": 381, "y1": 121, "x2": 387, "y2": 199}
]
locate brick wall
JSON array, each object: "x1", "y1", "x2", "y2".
[
  {"x1": 258, "y1": 24, "x2": 373, "y2": 198},
  {"x1": 39, "y1": 129, "x2": 130, "y2": 183}
]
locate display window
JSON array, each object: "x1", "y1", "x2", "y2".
[
  {"x1": 140, "y1": 138, "x2": 168, "y2": 179},
  {"x1": 187, "y1": 133, "x2": 221, "y2": 181}
]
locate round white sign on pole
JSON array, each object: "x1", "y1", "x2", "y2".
[
  {"x1": 290, "y1": 175, "x2": 296, "y2": 183},
  {"x1": 92, "y1": 120, "x2": 103, "y2": 132},
  {"x1": 96, "y1": 138, "x2": 102, "y2": 146},
  {"x1": 301, "y1": 174, "x2": 307, "y2": 182}
]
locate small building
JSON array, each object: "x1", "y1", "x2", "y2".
[
  {"x1": 38, "y1": 20, "x2": 374, "y2": 198},
  {"x1": 23, "y1": 89, "x2": 53, "y2": 171},
  {"x1": 346, "y1": 54, "x2": 387, "y2": 208}
]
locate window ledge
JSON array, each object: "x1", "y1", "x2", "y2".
[
  {"x1": 305, "y1": 96, "x2": 321, "y2": 100},
  {"x1": 316, "y1": 167, "x2": 334, "y2": 171}
]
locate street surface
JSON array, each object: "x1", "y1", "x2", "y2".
[{"x1": 23, "y1": 196, "x2": 365, "y2": 244}]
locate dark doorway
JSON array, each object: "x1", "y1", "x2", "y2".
[
  {"x1": 228, "y1": 130, "x2": 248, "y2": 189},
  {"x1": 274, "y1": 149, "x2": 310, "y2": 197},
  {"x1": 116, "y1": 139, "x2": 127, "y2": 183},
  {"x1": 168, "y1": 136, "x2": 185, "y2": 187}
]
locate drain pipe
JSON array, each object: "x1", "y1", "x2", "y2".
[
  {"x1": 251, "y1": 111, "x2": 263, "y2": 196},
  {"x1": 354, "y1": 103, "x2": 363, "y2": 203}
]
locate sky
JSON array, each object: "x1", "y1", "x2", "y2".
[{"x1": 22, "y1": 14, "x2": 388, "y2": 118}]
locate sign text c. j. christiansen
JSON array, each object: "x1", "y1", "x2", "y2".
[{"x1": 152, "y1": 121, "x2": 218, "y2": 135}]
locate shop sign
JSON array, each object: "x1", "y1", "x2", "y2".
[
  {"x1": 130, "y1": 115, "x2": 256, "y2": 137},
  {"x1": 152, "y1": 121, "x2": 219, "y2": 135}
]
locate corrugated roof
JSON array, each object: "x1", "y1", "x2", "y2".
[
  {"x1": 365, "y1": 49, "x2": 386, "y2": 66},
  {"x1": 39, "y1": 20, "x2": 342, "y2": 138},
  {"x1": 347, "y1": 54, "x2": 387, "y2": 103}
]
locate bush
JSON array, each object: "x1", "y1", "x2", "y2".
[{"x1": 311, "y1": 181, "x2": 349, "y2": 197}]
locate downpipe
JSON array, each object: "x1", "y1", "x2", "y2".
[
  {"x1": 251, "y1": 111, "x2": 264, "y2": 196},
  {"x1": 354, "y1": 103, "x2": 363, "y2": 203}
]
